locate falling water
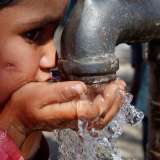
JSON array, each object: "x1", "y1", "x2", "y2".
[
  {"x1": 56, "y1": 84, "x2": 144, "y2": 160},
  {"x1": 76, "y1": 93, "x2": 144, "y2": 160}
]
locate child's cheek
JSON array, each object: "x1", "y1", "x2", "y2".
[
  {"x1": 0, "y1": 37, "x2": 40, "y2": 81},
  {"x1": 0, "y1": 34, "x2": 42, "y2": 104}
]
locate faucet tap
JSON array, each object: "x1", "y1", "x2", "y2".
[{"x1": 59, "y1": 0, "x2": 160, "y2": 84}]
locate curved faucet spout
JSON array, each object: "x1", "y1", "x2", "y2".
[{"x1": 59, "y1": 0, "x2": 160, "y2": 84}]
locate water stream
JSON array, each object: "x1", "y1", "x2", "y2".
[
  {"x1": 55, "y1": 85, "x2": 144, "y2": 160},
  {"x1": 76, "y1": 93, "x2": 144, "y2": 160}
]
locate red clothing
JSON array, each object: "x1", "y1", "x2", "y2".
[{"x1": 0, "y1": 130, "x2": 24, "y2": 160}]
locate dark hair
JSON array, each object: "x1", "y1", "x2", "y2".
[{"x1": 0, "y1": 0, "x2": 13, "y2": 8}]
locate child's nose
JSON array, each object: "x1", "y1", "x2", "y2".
[{"x1": 40, "y1": 41, "x2": 57, "y2": 69}]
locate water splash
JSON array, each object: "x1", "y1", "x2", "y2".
[
  {"x1": 56, "y1": 90, "x2": 144, "y2": 160},
  {"x1": 76, "y1": 93, "x2": 144, "y2": 160}
]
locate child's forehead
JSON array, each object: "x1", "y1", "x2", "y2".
[
  {"x1": 1, "y1": 0, "x2": 67, "y2": 24},
  {"x1": 24, "y1": 0, "x2": 67, "y2": 22},
  {"x1": 5, "y1": 0, "x2": 67, "y2": 14},
  {"x1": 18, "y1": 0, "x2": 67, "y2": 12}
]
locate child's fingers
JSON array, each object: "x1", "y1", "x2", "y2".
[
  {"x1": 95, "y1": 91, "x2": 125, "y2": 129},
  {"x1": 93, "y1": 95, "x2": 108, "y2": 117},
  {"x1": 38, "y1": 100, "x2": 78, "y2": 122},
  {"x1": 77, "y1": 98, "x2": 101, "y2": 120},
  {"x1": 104, "y1": 92, "x2": 124, "y2": 122},
  {"x1": 38, "y1": 97, "x2": 104, "y2": 129},
  {"x1": 39, "y1": 99, "x2": 96, "y2": 121},
  {"x1": 102, "y1": 79, "x2": 126, "y2": 111},
  {"x1": 25, "y1": 80, "x2": 126, "y2": 130},
  {"x1": 36, "y1": 99, "x2": 98, "y2": 130},
  {"x1": 32, "y1": 81, "x2": 87, "y2": 105},
  {"x1": 102, "y1": 83, "x2": 120, "y2": 113}
]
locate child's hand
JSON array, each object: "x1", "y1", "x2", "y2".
[
  {"x1": 76, "y1": 79, "x2": 126, "y2": 129},
  {"x1": 0, "y1": 80, "x2": 126, "y2": 147}
]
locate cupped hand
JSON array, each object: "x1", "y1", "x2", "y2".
[
  {"x1": 0, "y1": 79, "x2": 126, "y2": 147},
  {"x1": 0, "y1": 81, "x2": 86, "y2": 147},
  {"x1": 76, "y1": 79, "x2": 126, "y2": 129}
]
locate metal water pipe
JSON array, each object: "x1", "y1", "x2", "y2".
[{"x1": 59, "y1": 0, "x2": 160, "y2": 84}]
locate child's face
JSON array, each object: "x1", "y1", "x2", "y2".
[{"x1": 0, "y1": 0, "x2": 67, "y2": 106}]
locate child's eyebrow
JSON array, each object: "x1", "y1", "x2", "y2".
[{"x1": 21, "y1": 16, "x2": 61, "y2": 29}]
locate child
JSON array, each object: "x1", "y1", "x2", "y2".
[{"x1": 0, "y1": 0, "x2": 126, "y2": 159}]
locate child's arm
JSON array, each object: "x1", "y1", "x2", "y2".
[{"x1": 0, "y1": 80, "x2": 126, "y2": 148}]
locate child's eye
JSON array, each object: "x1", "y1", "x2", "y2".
[
  {"x1": 24, "y1": 28, "x2": 42, "y2": 42},
  {"x1": 22, "y1": 23, "x2": 59, "y2": 44}
]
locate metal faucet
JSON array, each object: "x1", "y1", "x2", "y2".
[{"x1": 59, "y1": 0, "x2": 160, "y2": 84}]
